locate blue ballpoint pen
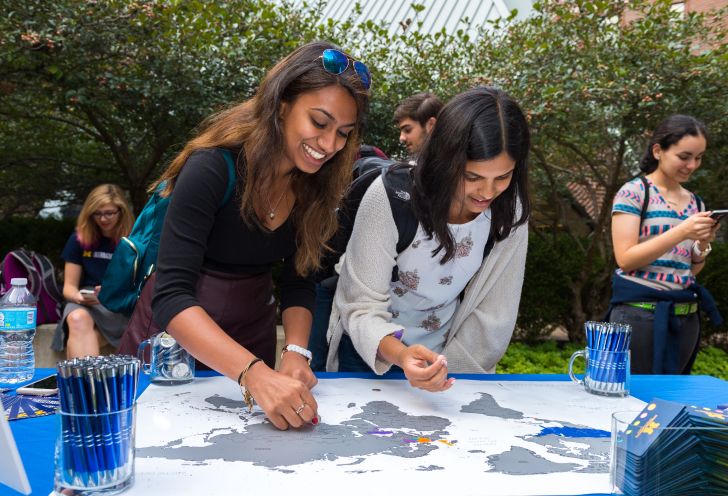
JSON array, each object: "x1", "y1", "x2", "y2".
[
  {"x1": 86, "y1": 366, "x2": 112, "y2": 485},
  {"x1": 71, "y1": 364, "x2": 101, "y2": 486},
  {"x1": 58, "y1": 363, "x2": 88, "y2": 487},
  {"x1": 94, "y1": 367, "x2": 117, "y2": 479},
  {"x1": 108, "y1": 363, "x2": 125, "y2": 475}
]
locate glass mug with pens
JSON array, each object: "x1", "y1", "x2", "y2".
[
  {"x1": 137, "y1": 331, "x2": 195, "y2": 385},
  {"x1": 54, "y1": 356, "x2": 140, "y2": 495},
  {"x1": 568, "y1": 321, "x2": 632, "y2": 397}
]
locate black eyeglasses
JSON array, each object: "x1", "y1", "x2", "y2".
[
  {"x1": 93, "y1": 209, "x2": 120, "y2": 219},
  {"x1": 320, "y1": 49, "x2": 371, "y2": 90}
]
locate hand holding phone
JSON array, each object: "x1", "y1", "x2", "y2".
[
  {"x1": 16, "y1": 375, "x2": 59, "y2": 396},
  {"x1": 710, "y1": 209, "x2": 728, "y2": 223},
  {"x1": 79, "y1": 289, "x2": 99, "y2": 304}
]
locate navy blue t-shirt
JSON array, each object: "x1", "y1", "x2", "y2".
[{"x1": 61, "y1": 233, "x2": 116, "y2": 287}]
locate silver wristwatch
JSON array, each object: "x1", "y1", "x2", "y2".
[
  {"x1": 281, "y1": 344, "x2": 312, "y2": 365},
  {"x1": 693, "y1": 241, "x2": 712, "y2": 258}
]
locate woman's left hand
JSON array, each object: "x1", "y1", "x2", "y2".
[{"x1": 279, "y1": 351, "x2": 318, "y2": 390}]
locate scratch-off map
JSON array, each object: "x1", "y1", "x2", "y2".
[{"x1": 132, "y1": 377, "x2": 645, "y2": 495}]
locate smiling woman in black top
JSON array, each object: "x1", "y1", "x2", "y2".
[{"x1": 121, "y1": 41, "x2": 370, "y2": 430}]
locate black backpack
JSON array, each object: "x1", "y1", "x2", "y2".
[{"x1": 318, "y1": 157, "x2": 495, "y2": 289}]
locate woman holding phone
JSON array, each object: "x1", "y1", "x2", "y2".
[
  {"x1": 607, "y1": 114, "x2": 722, "y2": 374},
  {"x1": 52, "y1": 184, "x2": 135, "y2": 359}
]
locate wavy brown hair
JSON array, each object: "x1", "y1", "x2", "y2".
[
  {"x1": 76, "y1": 184, "x2": 134, "y2": 249},
  {"x1": 154, "y1": 40, "x2": 369, "y2": 276}
]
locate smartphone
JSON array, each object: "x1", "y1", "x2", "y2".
[
  {"x1": 79, "y1": 289, "x2": 98, "y2": 302},
  {"x1": 16, "y1": 375, "x2": 58, "y2": 396},
  {"x1": 710, "y1": 209, "x2": 728, "y2": 222}
]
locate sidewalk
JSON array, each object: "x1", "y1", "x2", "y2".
[{"x1": 33, "y1": 324, "x2": 286, "y2": 368}]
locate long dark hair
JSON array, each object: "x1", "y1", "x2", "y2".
[
  {"x1": 155, "y1": 41, "x2": 370, "y2": 276},
  {"x1": 640, "y1": 114, "x2": 708, "y2": 174},
  {"x1": 411, "y1": 86, "x2": 531, "y2": 263}
]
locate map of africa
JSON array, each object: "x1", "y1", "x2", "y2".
[{"x1": 131, "y1": 377, "x2": 645, "y2": 495}]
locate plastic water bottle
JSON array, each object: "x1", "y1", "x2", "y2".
[{"x1": 0, "y1": 277, "x2": 37, "y2": 385}]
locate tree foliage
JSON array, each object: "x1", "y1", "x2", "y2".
[
  {"x1": 0, "y1": 0, "x2": 326, "y2": 212},
  {"x1": 474, "y1": 0, "x2": 728, "y2": 337},
  {"x1": 1, "y1": 0, "x2": 726, "y2": 339}
]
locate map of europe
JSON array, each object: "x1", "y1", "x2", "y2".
[{"x1": 131, "y1": 377, "x2": 645, "y2": 495}]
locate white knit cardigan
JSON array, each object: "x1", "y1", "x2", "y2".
[{"x1": 325, "y1": 177, "x2": 528, "y2": 374}]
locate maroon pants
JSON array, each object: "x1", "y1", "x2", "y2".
[{"x1": 117, "y1": 269, "x2": 278, "y2": 369}]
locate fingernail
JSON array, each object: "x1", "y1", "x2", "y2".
[
  {"x1": 441, "y1": 359, "x2": 448, "y2": 368},
  {"x1": 311, "y1": 416, "x2": 319, "y2": 425}
]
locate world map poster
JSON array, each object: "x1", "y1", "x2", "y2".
[{"x1": 132, "y1": 377, "x2": 645, "y2": 495}]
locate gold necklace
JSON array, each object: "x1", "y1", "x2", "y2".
[{"x1": 267, "y1": 175, "x2": 292, "y2": 220}]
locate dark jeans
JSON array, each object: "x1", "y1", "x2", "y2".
[
  {"x1": 308, "y1": 283, "x2": 335, "y2": 371},
  {"x1": 609, "y1": 304, "x2": 700, "y2": 375},
  {"x1": 338, "y1": 333, "x2": 403, "y2": 374}
]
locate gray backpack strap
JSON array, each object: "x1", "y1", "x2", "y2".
[
  {"x1": 33, "y1": 253, "x2": 64, "y2": 303},
  {"x1": 10, "y1": 249, "x2": 42, "y2": 297}
]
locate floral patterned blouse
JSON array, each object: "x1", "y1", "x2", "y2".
[{"x1": 388, "y1": 209, "x2": 491, "y2": 353}]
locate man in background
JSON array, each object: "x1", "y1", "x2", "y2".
[{"x1": 393, "y1": 92, "x2": 443, "y2": 162}]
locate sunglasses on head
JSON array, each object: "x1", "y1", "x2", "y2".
[{"x1": 320, "y1": 49, "x2": 371, "y2": 90}]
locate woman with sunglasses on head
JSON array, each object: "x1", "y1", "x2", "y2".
[
  {"x1": 52, "y1": 184, "x2": 135, "y2": 359},
  {"x1": 118, "y1": 41, "x2": 370, "y2": 430},
  {"x1": 326, "y1": 87, "x2": 531, "y2": 391},
  {"x1": 607, "y1": 115, "x2": 722, "y2": 374}
]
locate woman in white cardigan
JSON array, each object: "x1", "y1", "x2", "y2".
[{"x1": 326, "y1": 87, "x2": 531, "y2": 392}]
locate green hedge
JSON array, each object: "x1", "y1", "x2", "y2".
[
  {"x1": 3, "y1": 217, "x2": 725, "y2": 348},
  {"x1": 498, "y1": 341, "x2": 728, "y2": 381},
  {"x1": 519, "y1": 234, "x2": 727, "y2": 345}
]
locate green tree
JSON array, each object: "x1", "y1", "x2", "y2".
[
  {"x1": 0, "y1": 0, "x2": 326, "y2": 214},
  {"x1": 475, "y1": 0, "x2": 728, "y2": 338}
]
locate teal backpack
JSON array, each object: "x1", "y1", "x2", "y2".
[{"x1": 98, "y1": 149, "x2": 236, "y2": 315}]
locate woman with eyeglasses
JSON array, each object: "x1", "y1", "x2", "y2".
[
  {"x1": 52, "y1": 183, "x2": 135, "y2": 359},
  {"x1": 118, "y1": 41, "x2": 370, "y2": 430},
  {"x1": 326, "y1": 87, "x2": 531, "y2": 391}
]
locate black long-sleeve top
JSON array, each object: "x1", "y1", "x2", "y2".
[{"x1": 152, "y1": 148, "x2": 315, "y2": 330}]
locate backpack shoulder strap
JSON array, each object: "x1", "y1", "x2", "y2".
[
  {"x1": 693, "y1": 192, "x2": 705, "y2": 212},
  {"x1": 219, "y1": 149, "x2": 237, "y2": 206},
  {"x1": 639, "y1": 176, "x2": 650, "y2": 225},
  {"x1": 382, "y1": 165, "x2": 418, "y2": 254},
  {"x1": 32, "y1": 252, "x2": 63, "y2": 303},
  {"x1": 8, "y1": 249, "x2": 42, "y2": 297}
]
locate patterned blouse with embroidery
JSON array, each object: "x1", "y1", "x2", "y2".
[
  {"x1": 612, "y1": 177, "x2": 701, "y2": 290},
  {"x1": 388, "y1": 210, "x2": 491, "y2": 353}
]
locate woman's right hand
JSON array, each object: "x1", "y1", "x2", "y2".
[
  {"x1": 678, "y1": 212, "x2": 717, "y2": 241},
  {"x1": 244, "y1": 362, "x2": 319, "y2": 430},
  {"x1": 397, "y1": 344, "x2": 455, "y2": 392}
]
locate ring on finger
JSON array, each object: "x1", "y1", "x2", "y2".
[{"x1": 295, "y1": 402, "x2": 307, "y2": 415}]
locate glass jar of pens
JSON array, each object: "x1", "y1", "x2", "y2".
[
  {"x1": 54, "y1": 355, "x2": 140, "y2": 495},
  {"x1": 137, "y1": 331, "x2": 194, "y2": 385},
  {"x1": 568, "y1": 321, "x2": 632, "y2": 397}
]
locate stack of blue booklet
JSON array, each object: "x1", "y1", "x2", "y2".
[
  {"x1": 614, "y1": 398, "x2": 728, "y2": 495},
  {"x1": 2, "y1": 391, "x2": 59, "y2": 420}
]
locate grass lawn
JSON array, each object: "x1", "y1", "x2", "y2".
[{"x1": 498, "y1": 341, "x2": 728, "y2": 381}]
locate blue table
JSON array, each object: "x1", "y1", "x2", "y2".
[{"x1": 4, "y1": 370, "x2": 728, "y2": 496}]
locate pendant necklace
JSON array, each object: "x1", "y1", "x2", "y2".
[{"x1": 267, "y1": 174, "x2": 292, "y2": 220}]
